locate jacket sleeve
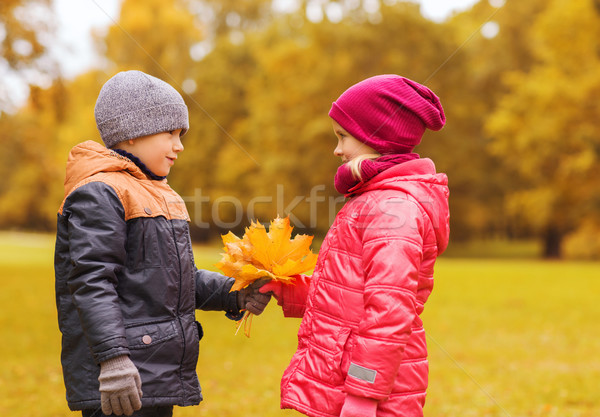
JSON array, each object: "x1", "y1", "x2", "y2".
[
  {"x1": 63, "y1": 182, "x2": 130, "y2": 364},
  {"x1": 194, "y1": 269, "x2": 242, "y2": 318},
  {"x1": 344, "y1": 197, "x2": 425, "y2": 400},
  {"x1": 276, "y1": 274, "x2": 311, "y2": 318}
]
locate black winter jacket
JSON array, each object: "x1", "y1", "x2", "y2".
[{"x1": 54, "y1": 141, "x2": 241, "y2": 410}]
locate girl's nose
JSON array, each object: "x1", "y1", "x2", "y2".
[{"x1": 333, "y1": 141, "x2": 343, "y2": 157}]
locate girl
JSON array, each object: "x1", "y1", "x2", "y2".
[{"x1": 261, "y1": 74, "x2": 450, "y2": 417}]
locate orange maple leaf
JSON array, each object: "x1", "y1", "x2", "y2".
[
  {"x1": 215, "y1": 216, "x2": 317, "y2": 337},
  {"x1": 215, "y1": 216, "x2": 317, "y2": 292}
]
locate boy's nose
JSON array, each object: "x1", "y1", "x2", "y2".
[{"x1": 174, "y1": 138, "x2": 184, "y2": 153}]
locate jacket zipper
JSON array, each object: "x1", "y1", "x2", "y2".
[{"x1": 165, "y1": 195, "x2": 187, "y2": 397}]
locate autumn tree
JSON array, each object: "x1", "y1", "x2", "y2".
[
  {"x1": 0, "y1": 0, "x2": 203, "y2": 230},
  {"x1": 0, "y1": 0, "x2": 107, "y2": 230},
  {"x1": 98, "y1": 0, "x2": 202, "y2": 84},
  {"x1": 0, "y1": 0, "x2": 56, "y2": 112},
  {"x1": 172, "y1": 2, "x2": 461, "y2": 238},
  {"x1": 486, "y1": 0, "x2": 600, "y2": 258},
  {"x1": 7, "y1": 0, "x2": 596, "y2": 259},
  {"x1": 0, "y1": 79, "x2": 68, "y2": 229},
  {"x1": 427, "y1": 0, "x2": 549, "y2": 241},
  {"x1": 188, "y1": 0, "x2": 274, "y2": 38}
]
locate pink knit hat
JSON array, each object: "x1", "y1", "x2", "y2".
[{"x1": 329, "y1": 75, "x2": 445, "y2": 154}]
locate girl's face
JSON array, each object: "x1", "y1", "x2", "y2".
[
  {"x1": 331, "y1": 119, "x2": 376, "y2": 163},
  {"x1": 120, "y1": 129, "x2": 184, "y2": 177}
]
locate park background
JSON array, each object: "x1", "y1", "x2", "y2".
[{"x1": 1, "y1": 0, "x2": 599, "y2": 416}]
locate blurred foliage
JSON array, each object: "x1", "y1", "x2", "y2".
[
  {"x1": 486, "y1": 0, "x2": 600, "y2": 257},
  {"x1": 0, "y1": 0, "x2": 52, "y2": 67},
  {"x1": 0, "y1": 0, "x2": 599, "y2": 258},
  {"x1": 99, "y1": 0, "x2": 203, "y2": 83},
  {"x1": 0, "y1": 0, "x2": 57, "y2": 111}
]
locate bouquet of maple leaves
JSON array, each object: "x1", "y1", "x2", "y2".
[{"x1": 216, "y1": 216, "x2": 317, "y2": 336}]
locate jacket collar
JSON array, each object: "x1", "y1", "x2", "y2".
[
  {"x1": 63, "y1": 140, "x2": 156, "y2": 197},
  {"x1": 346, "y1": 158, "x2": 439, "y2": 197}
]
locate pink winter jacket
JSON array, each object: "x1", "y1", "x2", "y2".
[{"x1": 276, "y1": 158, "x2": 450, "y2": 417}]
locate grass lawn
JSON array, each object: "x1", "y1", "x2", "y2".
[{"x1": 0, "y1": 232, "x2": 598, "y2": 416}]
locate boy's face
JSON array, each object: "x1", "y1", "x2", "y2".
[{"x1": 125, "y1": 129, "x2": 184, "y2": 177}]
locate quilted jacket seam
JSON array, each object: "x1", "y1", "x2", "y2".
[
  {"x1": 319, "y1": 277, "x2": 362, "y2": 293},
  {"x1": 307, "y1": 339, "x2": 336, "y2": 355},
  {"x1": 312, "y1": 307, "x2": 360, "y2": 326},
  {"x1": 283, "y1": 397, "x2": 337, "y2": 417},
  {"x1": 351, "y1": 333, "x2": 412, "y2": 344},
  {"x1": 363, "y1": 284, "x2": 417, "y2": 296},
  {"x1": 388, "y1": 389, "x2": 427, "y2": 397},
  {"x1": 363, "y1": 235, "x2": 422, "y2": 247},
  {"x1": 327, "y1": 246, "x2": 362, "y2": 259}
]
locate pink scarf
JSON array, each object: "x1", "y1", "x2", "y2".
[{"x1": 334, "y1": 153, "x2": 419, "y2": 195}]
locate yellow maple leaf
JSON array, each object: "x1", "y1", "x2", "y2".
[
  {"x1": 216, "y1": 216, "x2": 317, "y2": 291},
  {"x1": 215, "y1": 216, "x2": 317, "y2": 336}
]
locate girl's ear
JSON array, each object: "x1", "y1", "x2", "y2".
[{"x1": 128, "y1": 139, "x2": 135, "y2": 146}]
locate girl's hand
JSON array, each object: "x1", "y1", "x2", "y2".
[{"x1": 258, "y1": 279, "x2": 283, "y2": 300}]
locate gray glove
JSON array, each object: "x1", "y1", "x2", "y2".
[
  {"x1": 237, "y1": 278, "x2": 271, "y2": 315},
  {"x1": 98, "y1": 355, "x2": 143, "y2": 416}
]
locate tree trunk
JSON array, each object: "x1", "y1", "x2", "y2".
[{"x1": 542, "y1": 226, "x2": 562, "y2": 259}]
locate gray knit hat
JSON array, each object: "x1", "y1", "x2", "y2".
[{"x1": 95, "y1": 70, "x2": 189, "y2": 148}]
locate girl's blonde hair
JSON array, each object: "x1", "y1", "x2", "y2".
[{"x1": 347, "y1": 153, "x2": 381, "y2": 181}]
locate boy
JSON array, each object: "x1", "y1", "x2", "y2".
[{"x1": 54, "y1": 70, "x2": 269, "y2": 417}]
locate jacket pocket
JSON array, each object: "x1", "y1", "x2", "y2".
[
  {"x1": 125, "y1": 320, "x2": 183, "y2": 400},
  {"x1": 329, "y1": 326, "x2": 352, "y2": 386},
  {"x1": 125, "y1": 218, "x2": 176, "y2": 270},
  {"x1": 125, "y1": 320, "x2": 178, "y2": 349}
]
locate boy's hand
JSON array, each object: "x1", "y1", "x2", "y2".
[
  {"x1": 237, "y1": 278, "x2": 271, "y2": 315},
  {"x1": 98, "y1": 355, "x2": 143, "y2": 416}
]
